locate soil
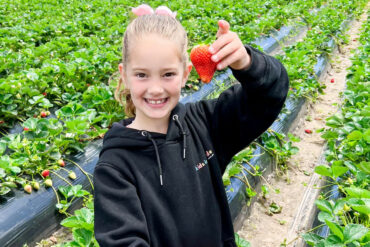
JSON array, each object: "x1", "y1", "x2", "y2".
[{"x1": 236, "y1": 6, "x2": 368, "y2": 247}]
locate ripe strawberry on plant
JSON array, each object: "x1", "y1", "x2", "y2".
[
  {"x1": 40, "y1": 111, "x2": 47, "y2": 118},
  {"x1": 330, "y1": 79, "x2": 335, "y2": 83},
  {"x1": 24, "y1": 127, "x2": 29, "y2": 131},
  {"x1": 305, "y1": 129, "x2": 312, "y2": 134},
  {"x1": 41, "y1": 169, "x2": 50, "y2": 178},
  {"x1": 190, "y1": 44, "x2": 217, "y2": 84}
]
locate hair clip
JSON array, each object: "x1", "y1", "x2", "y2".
[
  {"x1": 132, "y1": 4, "x2": 154, "y2": 16},
  {"x1": 132, "y1": 4, "x2": 176, "y2": 18}
]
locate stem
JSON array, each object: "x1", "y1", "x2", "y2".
[
  {"x1": 51, "y1": 185, "x2": 60, "y2": 206},
  {"x1": 50, "y1": 170, "x2": 73, "y2": 186},
  {"x1": 64, "y1": 158, "x2": 94, "y2": 190},
  {"x1": 285, "y1": 223, "x2": 325, "y2": 246}
]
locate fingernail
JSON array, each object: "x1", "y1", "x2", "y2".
[
  {"x1": 217, "y1": 64, "x2": 223, "y2": 70},
  {"x1": 209, "y1": 46, "x2": 214, "y2": 54},
  {"x1": 211, "y1": 55, "x2": 218, "y2": 62}
]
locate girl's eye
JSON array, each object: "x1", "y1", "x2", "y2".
[
  {"x1": 164, "y1": 72, "x2": 175, "y2": 77},
  {"x1": 135, "y1": 73, "x2": 146, "y2": 78}
]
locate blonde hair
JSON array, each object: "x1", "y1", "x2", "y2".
[{"x1": 114, "y1": 14, "x2": 189, "y2": 117}]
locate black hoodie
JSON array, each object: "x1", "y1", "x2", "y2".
[{"x1": 93, "y1": 46, "x2": 289, "y2": 247}]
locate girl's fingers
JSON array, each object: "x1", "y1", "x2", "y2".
[
  {"x1": 216, "y1": 20, "x2": 230, "y2": 38},
  {"x1": 211, "y1": 38, "x2": 239, "y2": 63},
  {"x1": 216, "y1": 46, "x2": 246, "y2": 70},
  {"x1": 209, "y1": 31, "x2": 237, "y2": 55}
]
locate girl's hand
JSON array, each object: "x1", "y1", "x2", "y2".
[{"x1": 209, "y1": 20, "x2": 251, "y2": 71}]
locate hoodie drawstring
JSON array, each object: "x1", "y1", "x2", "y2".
[
  {"x1": 172, "y1": 114, "x2": 187, "y2": 160},
  {"x1": 141, "y1": 131, "x2": 163, "y2": 186},
  {"x1": 141, "y1": 115, "x2": 186, "y2": 186}
]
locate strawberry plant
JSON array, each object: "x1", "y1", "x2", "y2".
[{"x1": 303, "y1": 17, "x2": 370, "y2": 247}]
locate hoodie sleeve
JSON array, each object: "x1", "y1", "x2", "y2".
[
  {"x1": 190, "y1": 45, "x2": 289, "y2": 173},
  {"x1": 93, "y1": 163, "x2": 150, "y2": 247}
]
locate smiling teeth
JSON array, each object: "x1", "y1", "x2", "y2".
[{"x1": 147, "y1": 99, "x2": 166, "y2": 104}]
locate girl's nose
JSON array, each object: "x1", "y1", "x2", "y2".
[{"x1": 147, "y1": 80, "x2": 164, "y2": 95}]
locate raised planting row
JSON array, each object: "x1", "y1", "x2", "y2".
[
  {"x1": 223, "y1": 0, "x2": 368, "y2": 222},
  {"x1": 302, "y1": 16, "x2": 370, "y2": 247},
  {"x1": 0, "y1": 0, "x2": 324, "y2": 129}
]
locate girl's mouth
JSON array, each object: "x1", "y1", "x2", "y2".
[{"x1": 145, "y1": 98, "x2": 169, "y2": 107}]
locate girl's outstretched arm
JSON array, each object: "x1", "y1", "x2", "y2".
[
  {"x1": 94, "y1": 163, "x2": 150, "y2": 247},
  {"x1": 187, "y1": 21, "x2": 289, "y2": 173}
]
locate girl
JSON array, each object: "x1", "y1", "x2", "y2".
[{"x1": 93, "y1": 5, "x2": 289, "y2": 247}]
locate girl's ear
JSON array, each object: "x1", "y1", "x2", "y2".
[
  {"x1": 181, "y1": 64, "x2": 193, "y2": 88},
  {"x1": 118, "y1": 63, "x2": 129, "y2": 89}
]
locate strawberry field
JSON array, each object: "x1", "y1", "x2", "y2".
[{"x1": 0, "y1": 0, "x2": 369, "y2": 246}]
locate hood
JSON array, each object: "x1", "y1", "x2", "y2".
[{"x1": 99, "y1": 103, "x2": 188, "y2": 186}]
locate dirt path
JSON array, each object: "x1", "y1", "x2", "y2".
[{"x1": 236, "y1": 7, "x2": 368, "y2": 247}]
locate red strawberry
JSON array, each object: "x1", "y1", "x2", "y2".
[
  {"x1": 330, "y1": 79, "x2": 334, "y2": 83},
  {"x1": 305, "y1": 129, "x2": 312, "y2": 134},
  {"x1": 0, "y1": 120, "x2": 4, "y2": 124},
  {"x1": 40, "y1": 111, "x2": 47, "y2": 118},
  {"x1": 190, "y1": 44, "x2": 217, "y2": 83},
  {"x1": 58, "y1": 159, "x2": 65, "y2": 167},
  {"x1": 41, "y1": 170, "x2": 50, "y2": 177},
  {"x1": 24, "y1": 184, "x2": 32, "y2": 194},
  {"x1": 42, "y1": 92, "x2": 47, "y2": 96},
  {"x1": 24, "y1": 127, "x2": 29, "y2": 131}
]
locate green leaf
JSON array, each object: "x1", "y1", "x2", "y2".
[
  {"x1": 332, "y1": 165, "x2": 348, "y2": 178},
  {"x1": 351, "y1": 205, "x2": 370, "y2": 215},
  {"x1": 315, "y1": 165, "x2": 332, "y2": 177},
  {"x1": 343, "y1": 224, "x2": 368, "y2": 243},
  {"x1": 321, "y1": 131, "x2": 339, "y2": 140},
  {"x1": 356, "y1": 161, "x2": 370, "y2": 174},
  {"x1": 315, "y1": 199, "x2": 333, "y2": 214},
  {"x1": 325, "y1": 220, "x2": 344, "y2": 241},
  {"x1": 302, "y1": 233, "x2": 323, "y2": 246},
  {"x1": 345, "y1": 187, "x2": 370, "y2": 199},
  {"x1": 347, "y1": 131, "x2": 363, "y2": 141},
  {"x1": 318, "y1": 211, "x2": 334, "y2": 223},
  {"x1": 72, "y1": 228, "x2": 93, "y2": 246}
]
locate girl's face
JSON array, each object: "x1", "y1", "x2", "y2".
[{"x1": 119, "y1": 34, "x2": 192, "y2": 124}]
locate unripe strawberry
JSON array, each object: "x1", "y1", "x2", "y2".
[
  {"x1": 305, "y1": 129, "x2": 312, "y2": 134},
  {"x1": 58, "y1": 159, "x2": 65, "y2": 167},
  {"x1": 190, "y1": 44, "x2": 217, "y2": 83},
  {"x1": 343, "y1": 204, "x2": 350, "y2": 212},
  {"x1": 69, "y1": 171, "x2": 77, "y2": 180},
  {"x1": 44, "y1": 179, "x2": 53, "y2": 187},
  {"x1": 45, "y1": 111, "x2": 50, "y2": 116},
  {"x1": 24, "y1": 184, "x2": 32, "y2": 194},
  {"x1": 24, "y1": 127, "x2": 29, "y2": 131},
  {"x1": 40, "y1": 111, "x2": 47, "y2": 118},
  {"x1": 32, "y1": 181, "x2": 40, "y2": 190},
  {"x1": 41, "y1": 169, "x2": 50, "y2": 178}
]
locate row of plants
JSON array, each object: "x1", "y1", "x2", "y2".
[
  {"x1": 302, "y1": 17, "x2": 369, "y2": 247},
  {"x1": 222, "y1": 0, "x2": 367, "y2": 204},
  {"x1": 48, "y1": 1, "x2": 369, "y2": 246},
  {"x1": 0, "y1": 0, "x2": 325, "y2": 128}
]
